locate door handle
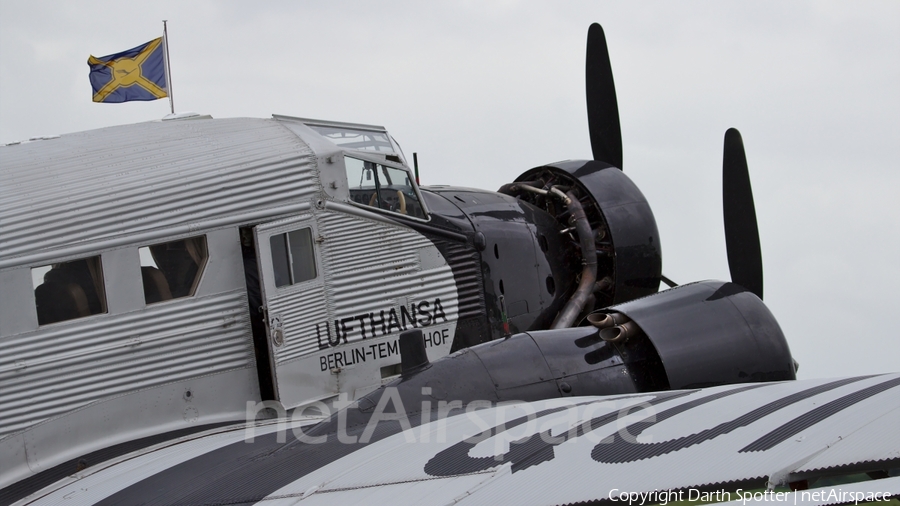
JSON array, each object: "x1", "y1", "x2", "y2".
[{"x1": 269, "y1": 314, "x2": 285, "y2": 347}]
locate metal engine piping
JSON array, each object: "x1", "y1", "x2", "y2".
[{"x1": 551, "y1": 190, "x2": 598, "y2": 328}]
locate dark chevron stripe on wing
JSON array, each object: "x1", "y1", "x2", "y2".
[
  {"x1": 591, "y1": 376, "x2": 870, "y2": 463},
  {"x1": 741, "y1": 375, "x2": 900, "y2": 452}
]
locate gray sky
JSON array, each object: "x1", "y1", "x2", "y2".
[{"x1": 2, "y1": 1, "x2": 898, "y2": 380}]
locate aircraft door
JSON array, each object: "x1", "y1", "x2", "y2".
[{"x1": 253, "y1": 215, "x2": 334, "y2": 408}]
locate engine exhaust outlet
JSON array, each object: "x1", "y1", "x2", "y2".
[
  {"x1": 586, "y1": 311, "x2": 630, "y2": 329},
  {"x1": 599, "y1": 320, "x2": 639, "y2": 343}
]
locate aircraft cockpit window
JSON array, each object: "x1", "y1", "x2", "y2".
[
  {"x1": 270, "y1": 228, "x2": 317, "y2": 288},
  {"x1": 32, "y1": 256, "x2": 107, "y2": 325},
  {"x1": 344, "y1": 157, "x2": 427, "y2": 219},
  {"x1": 139, "y1": 235, "x2": 208, "y2": 304},
  {"x1": 306, "y1": 124, "x2": 395, "y2": 153}
]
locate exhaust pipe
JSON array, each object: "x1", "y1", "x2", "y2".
[
  {"x1": 599, "y1": 320, "x2": 639, "y2": 343},
  {"x1": 551, "y1": 190, "x2": 598, "y2": 329},
  {"x1": 586, "y1": 311, "x2": 629, "y2": 329}
]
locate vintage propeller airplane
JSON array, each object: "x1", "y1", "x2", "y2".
[{"x1": 1, "y1": 23, "x2": 897, "y2": 505}]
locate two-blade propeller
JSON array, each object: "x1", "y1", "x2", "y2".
[
  {"x1": 585, "y1": 23, "x2": 623, "y2": 170},
  {"x1": 722, "y1": 128, "x2": 763, "y2": 299},
  {"x1": 585, "y1": 24, "x2": 764, "y2": 299}
]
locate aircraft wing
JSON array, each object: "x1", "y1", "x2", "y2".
[{"x1": 7, "y1": 374, "x2": 900, "y2": 505}]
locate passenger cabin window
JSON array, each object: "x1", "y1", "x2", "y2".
[
  {"x1": 32, "y1": 256, "x2": 107, "y2": 325},
  {"x1": 270, "y1": 228, "x2": 317, "y2": 288},
  {"x1": 345, "y1": 157, "x2": 426, "y2": 219},
  {"x1": 139, "y1": 235, "x2": 208, "y2": 304}
]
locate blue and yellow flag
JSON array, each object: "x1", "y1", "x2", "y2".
[{"x1": 88, "y1": 38, "x2": 168, "y2": 103}]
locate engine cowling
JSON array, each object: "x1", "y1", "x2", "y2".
[
  {"x1": 343, "y1": 279, "x2": 795, "y2": 418},
  {"x1": 504, "y1": 160, "x2": 662, "y2": 309},
  {"x1": 600, "y1": 280, "x2": 796, "y2": 388}
]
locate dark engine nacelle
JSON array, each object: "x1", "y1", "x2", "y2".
[
  {"x1": 600, "y1": 280, "x2": 796, "y2": 388},
  {"x1": 346, "y1": 279, "x2": 795, "y2": 417},
  {"x1": 502, "y1": 160, "x2": 662, "y2": 310},
  {"x1": 418, "y1": 159, "x2": 663, "y2": 346},
  {"x1": 448, "y1": 279, "x2": 795, "y2": 401}
]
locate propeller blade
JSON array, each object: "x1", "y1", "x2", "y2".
[
  {"x1": 586, "y1": 23, "x2": 623, "y2": 169},
  {"x1": 722, "y1": 128, "x2": 763, "y2": 299}
]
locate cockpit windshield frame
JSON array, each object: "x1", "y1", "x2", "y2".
[
  {"x1": 281, "y1": 116, "x2": 405, "y2": 159},
  {"x1": 343, "y1": 153, "x2": 429, "y2": 221}
]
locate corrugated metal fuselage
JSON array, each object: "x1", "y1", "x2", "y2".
[
  {"x1": 0, "y1": 116, "x2": 452, "y2": 487},
  {"x1": 0, "y1": 115, "x2": 579, "y2": 490}
]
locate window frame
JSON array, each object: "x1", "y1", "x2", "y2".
[
  {"x1": 31, "y1": 254, "x2": 108, "y2": 326},
  {"x1": 343, "y1": 154, "x2": 430, "y2": 221},
  {"x1": 269, "y1": 227, "x2": 318, "y2": 289},
  {"x1": 138, "y1": 234, "x2": 209, "y2": 305}
]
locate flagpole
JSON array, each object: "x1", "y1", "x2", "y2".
[{"x1": 162, "y1": 20, "x2": 175, "y2": 114}]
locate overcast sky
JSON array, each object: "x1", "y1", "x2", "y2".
[{"x1": 1, "y1": 1, "x2": 898, "y2": 380}]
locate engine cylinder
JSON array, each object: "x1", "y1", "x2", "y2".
[{"x1": 511, "y1": 160, "x2": 662, "y2": 306}]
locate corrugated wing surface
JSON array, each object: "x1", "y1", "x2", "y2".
[
  {"x1": 260, "y1": 375, "x2": 900, "y2": 505},
  {"x1": 0, "y1": 291, "x2": 253, "y2": 438},
  {"x1": 8, "y1": 374, "x2": 900, "y2": 505},
  {"x1": 11, "y1": 419, "x2": 323, "y2": 505},
  {"x1": 0, "y1": 118, "x2": 316, "y2": 265}
]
